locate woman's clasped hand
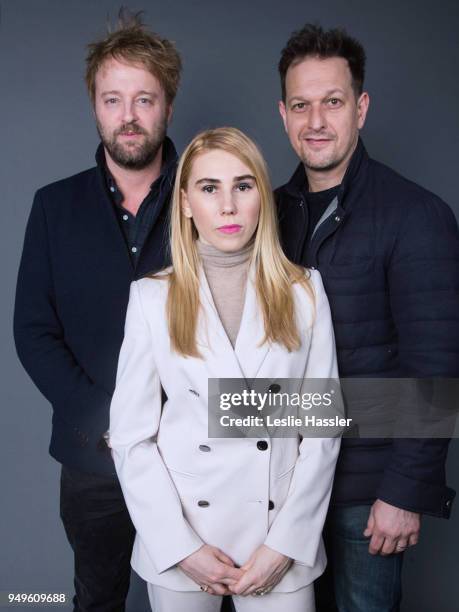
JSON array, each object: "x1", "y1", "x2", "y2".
[{"x1": 179, "y1": 544, "x2": 292, "y2": 596}]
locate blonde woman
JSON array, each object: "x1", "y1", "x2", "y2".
[{"x1": 109, "y1": 127, "x2": 340, "y2": 611}]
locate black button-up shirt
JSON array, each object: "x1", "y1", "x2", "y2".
[{"x1": 96, "y1": 137, "x2": 178, "y2": 268}]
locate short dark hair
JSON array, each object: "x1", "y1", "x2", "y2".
[{"x1": 278, "y1": 24, "x2": 366, "y2": 101}]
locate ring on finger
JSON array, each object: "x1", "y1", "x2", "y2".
[{"x1": 253, "y1": 587, "x2": 269, "y2": 596}]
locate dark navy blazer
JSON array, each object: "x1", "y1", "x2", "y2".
[{"x1": 14, "y1": 143, "x2": 177, "y2": 475}]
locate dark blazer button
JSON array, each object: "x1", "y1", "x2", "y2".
[
  {"x1": 97, "y1": 437, "x2": 110, "y2": 452},
  {"x1": 268, "y1": 383, "x2": 281, "y2": 393},
  {"x1": 74, "y1": 428, "x2": 89, "y2": 447},
  {"x1": 257, "y1": 440, "x2": 268, "y2": 451},
  {"x1": 198, "y1": 500, "x2": 210, "y2": 507},
  {"x1": 199, "y1": 444, "x2": 211, "y2": 452},
  {"x1": 268, "y1": 500, "x2": 275, "y2": 510}
]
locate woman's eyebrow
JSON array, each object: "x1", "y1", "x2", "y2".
[
  {"x1": 195, "y1": 178, "x2": 221, "y2": 185},
  {"x1": 194, "y1": 174, "x2": 256, "y2": 185},
  {"x1": 233, "y1": 174, "x2": 256, "y2": 181}
]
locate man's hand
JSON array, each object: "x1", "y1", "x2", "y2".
[
  {"x1": 178, "y1": 544, "x2": 243, "y2": 595},
  {"x1": 229, "y1": 545, "x2": 292, "y2": 596},
  {"x1": 364, "y1": 499, "x2": 421, "y2": 555}
]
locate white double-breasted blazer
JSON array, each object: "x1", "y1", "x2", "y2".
[{"x1": 109, "y1": 266, "x2": 340, "y2": 592}]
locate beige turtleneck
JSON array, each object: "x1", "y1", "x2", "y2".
[{"x1": 197, "y1": 240, "x2": 253, "y2": 348}]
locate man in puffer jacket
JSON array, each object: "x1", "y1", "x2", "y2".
[{"x1": 275, "y1": 23, "x2": 459, "y2": 612}]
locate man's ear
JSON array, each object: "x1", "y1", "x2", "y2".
[
  {"x1": 357, "y1": 92, "x2": 370, "y2": 130},
  {"x1": 167, "y1": 104, "x2": 173, "y2": 124},
  {"x1": 181, "y1": 189, "x2": 192, "y2": 218},
  {"x1": 278, "y1": 100, "x2": 288, "y2": 133}
]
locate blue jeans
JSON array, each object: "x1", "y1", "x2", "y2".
[{"x1": 315, "y1": 505, "x2": 403, "y2": 612}]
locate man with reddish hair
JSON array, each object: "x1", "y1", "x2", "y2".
[{"x1": 14, "y1": 11, "x2": 181, "y2": 611}]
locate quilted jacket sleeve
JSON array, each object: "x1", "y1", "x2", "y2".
[{"x1": 377, "y1": 193, "x2": 459, "y2": 517}]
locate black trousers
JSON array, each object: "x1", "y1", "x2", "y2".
[{"x1": 60, "y1": 466, "x2": 136, "y2": 612}]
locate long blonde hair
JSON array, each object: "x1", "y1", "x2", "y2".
[{"x1": 163, "y1": 127, "x2": 314, "y2": 357}]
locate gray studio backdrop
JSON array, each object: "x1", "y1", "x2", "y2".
[{"x1": 1, "y1": 0, "x2": 458, "y2": 610}]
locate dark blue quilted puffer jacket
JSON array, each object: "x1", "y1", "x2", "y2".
[{"x1": 275, "y1": 138, "x2": 459, "y2": 518}]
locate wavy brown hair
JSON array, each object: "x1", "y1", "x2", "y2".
[
  {"x1": 160, "y1": 127, "x2": 314, "y2": 358},
  {"x1": 85, "y1": 8, "x2": 182, "y2": 105}
]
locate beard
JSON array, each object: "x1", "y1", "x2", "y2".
[{"x1": 97, "y1": 116, "x2": 168, "y2": 170}]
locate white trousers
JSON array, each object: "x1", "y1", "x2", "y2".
[{"x1": 147, "y1": 583, "x2": 315, "y2": 612}]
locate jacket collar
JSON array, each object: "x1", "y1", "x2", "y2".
[{"x1": 283, "y1": 136, "x2": 369, "y2": 208}]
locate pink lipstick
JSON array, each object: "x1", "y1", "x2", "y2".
[{"x1": 218, "y1": 225, "x2": 242, "y2": 234}]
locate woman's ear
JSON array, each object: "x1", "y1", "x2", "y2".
[{"x1": 181, "y1": 188, "x2": 193, "y2": 218}]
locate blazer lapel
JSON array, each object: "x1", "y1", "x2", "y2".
[
  {"x1": 197, "y1": 268, "x2": 245, "y2": 381},
  {"x1": 197, "y1": 265, "x2": 272, "y2": 382},
  {"x1": 234, "y1": 267, "x2": 271, "y2": 380},
  {"x1": 198, "y1": 265, "x2": 273, "y2": 439}
]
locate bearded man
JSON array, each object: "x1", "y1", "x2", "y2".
[{"x1": 14, "y1": 12, "x2": 181, "y2": 611}]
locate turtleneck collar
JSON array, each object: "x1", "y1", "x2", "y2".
[{"x1": 196, "y1": 239, "x2": 254, "y2": 268}]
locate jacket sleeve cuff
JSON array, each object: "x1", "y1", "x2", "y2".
[
  {"x1": 376, "y1": 469, "x2": 455, "y2": 518},
  {"x1": 263, "y1": 531, "x2": 316, "y2": 567},
  {"x1": 154, "y1": 534, "x2": 204, "y2": 575}
]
